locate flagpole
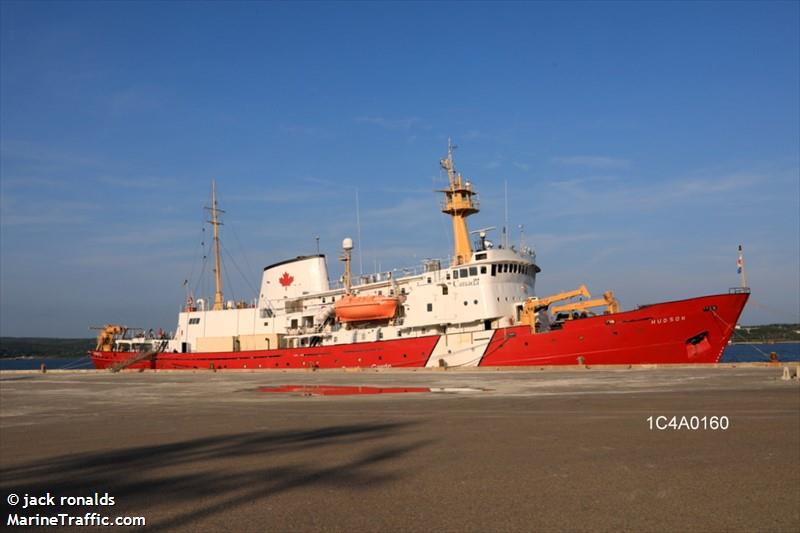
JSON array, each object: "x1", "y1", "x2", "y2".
[{"x1": 738, "y1": 244, "x2": 747, "y2": 288}]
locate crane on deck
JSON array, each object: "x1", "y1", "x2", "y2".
[
  {"x1": 519, "y1": 285, "x2": 620, "y2": 332},
  {"x1": 519, "y1": 285, "x2": 591, "y2": 327},
  {"x1": 550, "y1": 290, "x2": 620, "y2": 318}
]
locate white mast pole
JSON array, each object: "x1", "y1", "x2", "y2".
[
  {"x1": 504, "y1": 180, "x2": 509, "y2": 248},
  {"x1": 356, "y1": 188, "x2": 363, "y2": 276},
  {"x1": 209, "y1": 180, "x2": 224, "y2": 311}
]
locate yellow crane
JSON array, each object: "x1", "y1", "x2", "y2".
[
  {"x1": 519, "y1": 285, "x2": 591, "y2": 326},
  {"x1": 92, "y1": 324, "x2": 127, "y2": 351},
  {"x1": 550, "y1": 290, "x2": 620, "y2": 318}
]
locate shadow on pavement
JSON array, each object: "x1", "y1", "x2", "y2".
[{"x1": 1, "y1": 421, "x2": 429, "y2": 531}]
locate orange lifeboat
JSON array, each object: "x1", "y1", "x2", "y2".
[{"x1": 334, "y1": 295, "x2": 399, "y2": 323}]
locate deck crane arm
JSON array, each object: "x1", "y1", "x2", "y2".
[
  {"x1": 91, "y1": 324, "x2": 127, "y2": 351},
  {"x1": 550, "y1": 291, "x2": 620, "y2": 317},
  {"x1": 520, "y1": 285, "x2": 591, "y2": 327}
]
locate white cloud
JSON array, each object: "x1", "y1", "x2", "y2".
[
  {"x1": 677, "y1": 173, "x2": 760, "y2": 194},
  {"x1": 533, "y1": 171, "x2": 763, "y2": 218},
  {"x1": 0, "y1": 196, "x2": 99, "y2": 227},
  {"x1": 0, "y1": 177, "x2": 68, "y2": 189},
  {"x1": 97, "y1": 176, "x2": 178, "y2": 189},
  {"x1": 355, "y1": 116, "x2": 421, "y2": 130},
  {"x1": 527, "y1": 232, "x2": 604, "y2": 250},
  {"x1": 0, "y1": 139, "x2": 100, "y2": 168},
  {"x1": 552, "y1": 155, "x2": 632, "y2": 169},
  {"x1": 107, "y1": 84, "x2": 163, "y2": 116}
]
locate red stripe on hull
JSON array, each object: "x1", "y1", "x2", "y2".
[
  {"x1": 480, "y1": 292, "x2": 748, "y2": 366},
  {"x1": 91, "y1": 335, "x2": 439, "y2": 371}
]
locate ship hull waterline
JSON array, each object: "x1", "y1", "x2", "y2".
[{"x1": 91, "y1": 292, "x2": 748, "y2": 370}]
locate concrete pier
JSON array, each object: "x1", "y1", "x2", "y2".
[{"x1": 1, "y1": 366, "x2": 798, "y2": 531}]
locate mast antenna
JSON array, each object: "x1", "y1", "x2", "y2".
[
  {"x1": 206, "y1": 180, "x2": 225, "y2": 311},
  {"x1": 356, "y1": 188, "x2": 363, "y2": 276},
  {"x1": 504, "y1": 180, "x2": 509, "y2": 248},
  {"x1": 437, "y1": 138, "x2": 479, "y2": 266}
]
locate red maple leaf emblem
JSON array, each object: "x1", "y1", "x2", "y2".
[{"x1": 279, "y1": 272, "x2": 294, "y2": 287}]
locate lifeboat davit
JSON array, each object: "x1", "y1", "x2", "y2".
[{"x1": 335, "y1": 295, "x2": 399, "y2": 322}]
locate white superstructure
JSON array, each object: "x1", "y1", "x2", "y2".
[
  {"x1": 168, "y1": 243, "x2": 538, "y2": 366},
  {"x1": 108, "y1": 141, "x2": 554, "y2": 368}
]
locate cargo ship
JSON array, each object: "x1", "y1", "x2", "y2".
[{"x1": 91, "y1": 142, "x2": 749, "y2": 371}]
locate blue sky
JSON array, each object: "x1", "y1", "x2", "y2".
[{"x1": 1, "y1": 1, "x2": 798, "y2": 337}]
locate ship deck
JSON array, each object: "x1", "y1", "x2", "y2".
[{"x1": 1, "y1": 365, "x2": 798, "y2": 531}]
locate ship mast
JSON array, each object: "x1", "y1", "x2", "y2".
[
  {"x1": 438, "y1": 139, "x2": 479, "y2": 266},
  {"x1": 341, "y1": 238, "x2": 354, "y2": 294},
  {"x1": 207, "y1": 181, "x2": 225, "y2": 311},
  {"x1": 737, "y1": 244, "x2": 747, "y2": 288}
]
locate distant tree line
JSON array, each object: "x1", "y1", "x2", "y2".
[
  {"x1": 0, "y1": 338, "x2": 95, "y2": 358},
  {"x1": 732, "y1": 324, "x2": 800, "y2": 343}
]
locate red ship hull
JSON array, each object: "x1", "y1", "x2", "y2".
[
  {"x1": 91, "y1": 335, "x2": 440, "y2": 371},
  {"x1": 90, "y1": 292, "x2": 748, "y2": 370},
  {"x1": 480, "y1": 292, "x2": 749, "y2": 366}
]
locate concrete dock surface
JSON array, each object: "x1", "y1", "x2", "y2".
[{"x1": 1, "y1": 366, "x2": 798, "y2": 532}]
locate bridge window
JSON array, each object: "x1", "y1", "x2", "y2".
[
  {"x1": 480, "y1": 266, "x2": 487, "y2": 274},
  {"x1": 460, "y1": 268, "x2": 468, "y2": 277},
  {"x1": 188, "y1": 318, "x2": 200, "y2": 325},
  {"x1": 469, "y1": 267, "x2": 477, "y2": 276},
  {"x1": 491, "y1": 264, "x2": 497, "y2": 276},
  {"x1": 453, "y1": 270, "x2": 459, "y2": 279}
]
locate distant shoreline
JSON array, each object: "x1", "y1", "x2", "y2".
[{"x1": 729, "y1": 340, "x2": 799, "y2": 345}]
